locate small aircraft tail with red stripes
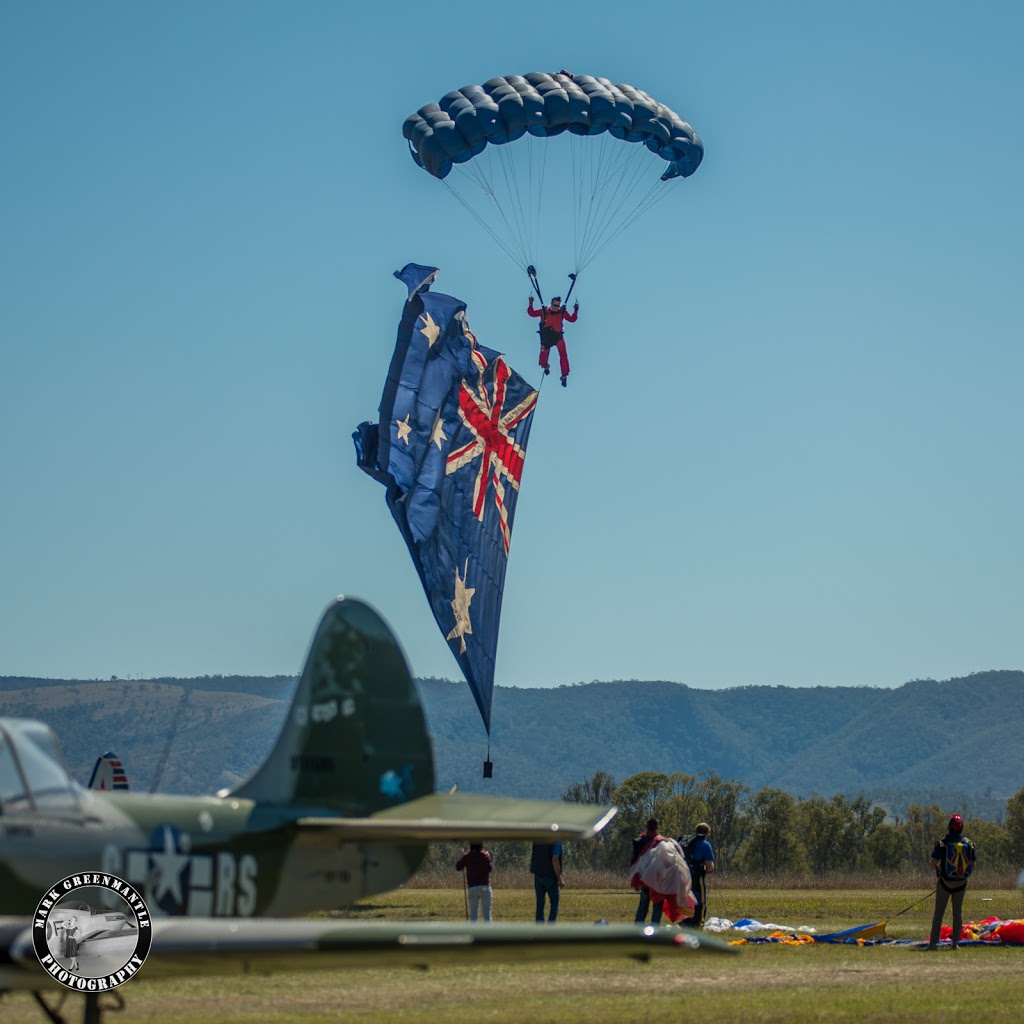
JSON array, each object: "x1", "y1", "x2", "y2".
[{"x1": 87, "y1": 750, "x2": 130, "y2": 790}]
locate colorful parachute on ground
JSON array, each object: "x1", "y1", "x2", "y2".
[
  {"x1": 716, "y1": 916, "x2": 1024, "y2": 947},
  {"x1": 403, "y1": 71, "x2": 703, "y2": 273},
  {"x1": 353, "y1": 265, "x2": 538, "y2": 733},
  {"x1": 937, "y1": 918, "x2": 1024, "y2": 945}
]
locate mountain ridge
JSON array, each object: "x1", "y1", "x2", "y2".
[{"x1": 1, "y1": 670, "x2": 1019, "y2": 812}]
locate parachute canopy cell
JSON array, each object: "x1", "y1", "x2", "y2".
[{"x1": 404, "y1": 72, "x2": 703, "y2": 183}]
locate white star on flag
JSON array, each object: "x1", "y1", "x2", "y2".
[
  {"x1": 419, "y1": 311, "x2": 441, "y2": 347},
  {"x1": 430, "y1": 416, "x2": 448, "y2": 450},
  {"x1": 446, "y1": 562, "x2": 475, "y2": 654},
  {"x1": 395, "y1": 414, "x2": 412, "y2": 445}
]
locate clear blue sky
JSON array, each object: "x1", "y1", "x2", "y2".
[{"x1": 2, "y1": 2, "x2": 1022, "y2": 701}]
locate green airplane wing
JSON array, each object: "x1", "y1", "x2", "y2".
[
  {"x1": 3, "y1": 918, "x2": 735, "y2": 991},
  {"x1": 143, "y1": 919, "x2": 736, "y2": 975},
  {"x1": 297, "y1": 792, "x2": 617, "y2": 841}
]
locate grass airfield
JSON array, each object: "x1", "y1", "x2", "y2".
[{"x1": 4, "y1": 887, "x2": 1021, "y2": 1023}]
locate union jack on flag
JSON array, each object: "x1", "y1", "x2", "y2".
[
  {"x1": 353, "y1": 265, "x2": 539, "y2": 733},
  {"x1": 447, "y1": 348, "x2": 537, "y2": 555}
]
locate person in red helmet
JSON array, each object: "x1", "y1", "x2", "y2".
[
  {"x1": 927, "y1": 813, "x2": 976, "y2": 949},
  {"x1": 527, "y1": 294, "x2": 578, "y2": 387}
]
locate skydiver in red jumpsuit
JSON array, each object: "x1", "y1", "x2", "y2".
[{"x1": 527, "y1": 295, "x2": 578, "y2": 387}]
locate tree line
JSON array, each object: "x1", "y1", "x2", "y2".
[
  {"x1": 415, "y1": 770, "x2": 1023, "y2": 881},
  {"x1": 557, "y1": 770, "x2": 1024, "y2": 876}
]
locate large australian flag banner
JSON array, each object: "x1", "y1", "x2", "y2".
[{"x1": 353, "y1": 264, "x2": 538, "y2": 733}]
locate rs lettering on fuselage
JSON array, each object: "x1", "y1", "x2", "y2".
[{"x1": 102, "y1": 830, "x2": 258, "y2": 917}]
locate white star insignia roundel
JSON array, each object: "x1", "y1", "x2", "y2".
[{"x1": 149, "y1": 824, "x2": 191, "y2": 907}]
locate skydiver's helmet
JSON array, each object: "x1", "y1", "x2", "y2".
[{"x1": 948, "y1": 813, "x2": 964, "y2": 833}]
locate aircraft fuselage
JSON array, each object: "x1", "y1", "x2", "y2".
[{"x1": 1, "y1": 789, "x2": 424, "y2": 918}]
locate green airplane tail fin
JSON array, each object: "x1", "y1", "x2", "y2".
[{"x1": 232, "y1": 597, "x2": 436, "y2": 816}]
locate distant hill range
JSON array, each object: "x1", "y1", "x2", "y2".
[{"x1": 1, "y1": 670, "x2": 1021, "y2": 817}]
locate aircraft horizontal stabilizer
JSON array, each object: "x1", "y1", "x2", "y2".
[{"x1": 297, "y1": 792, "x2": 617, "y2": 842}]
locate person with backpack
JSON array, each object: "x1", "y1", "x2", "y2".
[
  {"x1": 680, "y1": 822, "x2": 716, "y2": 929},
  {"x1": 928, "y1": 813, "x2": 976, "y2": 949}
]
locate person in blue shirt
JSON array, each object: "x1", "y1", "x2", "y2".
[
  {"x1": 681, "y1": 822, "x2": 715, "y2": 928},
  {"x1": 530, "y1": 841, "x2": 564, "y2": 922}
]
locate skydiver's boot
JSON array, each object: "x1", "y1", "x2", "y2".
[
  {"x1": 544, "y1": 366, "x2": 550, "y2": 375},
  {"x1": 560, "y1": 375, "x2": 567, "y2": 387}
]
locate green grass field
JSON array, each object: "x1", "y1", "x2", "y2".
[{"x1": 5, "y1": 887, "x2": 1022, "y2": 1023}]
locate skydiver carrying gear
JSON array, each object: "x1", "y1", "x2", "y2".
[
  {"x1": 528, "y1": 295, "x2": 578, "y2": 387},
  {"x1": 927, "y1": 813, "x2": 976, "y2": 950}
]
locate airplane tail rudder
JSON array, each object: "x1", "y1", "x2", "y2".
[
  {"x1": 232, "y1": 597, "x2": 436, "y2": 816},
  {"x1": 87, "y1": 751, "x2": 130, "y2": 791}
]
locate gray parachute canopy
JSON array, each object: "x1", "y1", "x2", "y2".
[{"x1": 402, "y1": 71, "x2": 704, "y2": 272}]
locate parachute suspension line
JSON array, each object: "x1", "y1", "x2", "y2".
[
  {"x1": 464, "y1": 153, "x2": 530, "y2": 267},
  {"x1": 532, "y1": 138, "x2": 548, "y2": 270},
  {"x1": 494, "y1": 140, "x2": 535, "y2": 266},
  {"x1": 579, "y1": 135, "x2": 630, "y2": 264},
  {"x1": 570, "y1": 134, "x2": 588, "y2": 271},
  {"x1": 569, "y1": 134, "x2": 583, "y2": 273},
  {"x1": 454, "y1": 155, "x2": 532, "y2": 269},
  {"x1": 579, "y1": 157, "x2": 662, "y2": 269},
  {"x1": 445, "y1": 131, "x2": 680, "y2": 276},
  {"x1": 596, "y1": 143, "x2": 653, "y2": 229},
  {"x1": 441, "y1": 178, "x2": 524, "y2": 270},
  {"x1": 518, "y1": 142, "x2": 537, "y2": 260},
  {"x1": 569, "y1": 132, "x2": 602, "y2": 274},
  {"x1": 580, "y1": 177, "x2": 659, "y2": 270},
  {"x1": 505, "y1": 135, "x2": 548, "y2": 269},
  {"x1": 568, "y1": 134, "x2": 654, "y2": 272},
  {"x1": 581, "y1": 175, "x2": 678, "y2": 270},
  {"x1": 570, "y1": 132, "x2": 610, "y2": 266},
  {"x1": 454, "y1": 140, "x2": 548, "y2": 270},
  {"x1": 575, "y1": 139, "x2": 663, "y2": 271},
  {"x1": 501, "y1": 141, "x2": 536, "y2": 266}
]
